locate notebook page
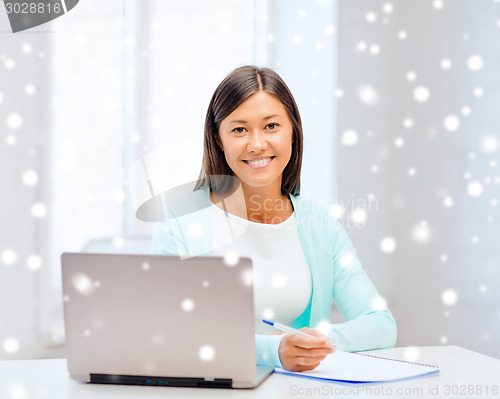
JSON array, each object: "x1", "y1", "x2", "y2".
[{"x1": 275, "y1": 350, "x2": 439, "y2": 383}]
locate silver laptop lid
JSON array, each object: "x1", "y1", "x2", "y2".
[{"x1": 61, "y1": 253, "x2": 257, "y2": 387}]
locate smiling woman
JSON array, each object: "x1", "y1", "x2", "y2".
[
  {"x1": 214, "y1": 90, "x2": 295, "y2": 222},
  {"x1": 151, "y1": 65, "x2": 397, "y2": 372}
]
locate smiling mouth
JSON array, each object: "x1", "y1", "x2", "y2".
[{"x1": 243, "y1": 156, "x2": 275, "y2": 166}]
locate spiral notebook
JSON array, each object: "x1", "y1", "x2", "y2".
[{"x1": 274, "y1": 349, "x2": 440, "y2": 384}]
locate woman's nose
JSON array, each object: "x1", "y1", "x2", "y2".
[{"x1": 246, "y1": 130, "x2": 267, "y2": 152}]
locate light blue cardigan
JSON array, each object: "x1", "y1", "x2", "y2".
[{"x1": 151, "y1": 186, "x2": 397, "y2": 367}]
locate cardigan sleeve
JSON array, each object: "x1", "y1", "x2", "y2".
[
  {"x1": 319, "y1": 222, "x2": 397, "y2": 352},
  {"x1": 150, "y1": 218, "x2": 188, "y2": 256}
]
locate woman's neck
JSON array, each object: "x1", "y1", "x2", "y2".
[{"x1": 210, "y1": 183, "x2": 293, "y2": 224}]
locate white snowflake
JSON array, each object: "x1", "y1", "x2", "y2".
[
  {"x1": 412, "y1": 221, "x2": 432, "y2": 244},
  {"x1": 241, "y1": 269, "x2": 253, "y2": 286},
  {"x1": 366, "y1": 12, "x2": 377, "y2": 23},
  {"x1": 199, "y1": 345, "x2": 215, "y2": 362},
  {"x1": 443, "y1": 196, "x2": 454, "y2": 208},
  {"x1": 441, "y1": 289, "x2": 458, "y2": 306},
  {"x1": 112, "y1": 236, "x2": 124, "y2": 247},
  {"x1": 467, "y1": 181, "x2": 483, "y2": 197},
  {"x1": 356, "y1": 85, "x2": 379, "y2": 105},
  {"x1": 22, "y1": 170, "x2": 38, "y2": 186},
  {"x1": 357, "y1": 41, "x2": 367, "y2": 52},
  {"x1": 351, "y1": 208, "x2": 367, "y2": 225},
  {"x1": 262, "y1": 308, "x2": 275, "y2": 320},
  {"x1": 406, "y1": 71, "x2": 417, "y2": 81},
  {"x1": 372, "y1": 296, "x2": 388, "y2": 310},
  {"x1": 433, "y1": 0, "x2": 444, "y2": 10},
  {"x1": 467, "y1": 55, "x2": 484, "y2": 71},
  {"x1": 441, "y1": 59, "x2": 452, "y2": 69},
  {"x1": 1, "y1": 249, "x2": 17, "y2": 265},
  {"x1": 316, "y1": 320, "x2": 331, "y2": 335},
  {"x1": 380, "y1": 237, "x2": 396, "y2": 253},
  {"x1": 461, "y1": 106, "x2": 471, "y2": 116},
  {"x1": 403, "y1": 347, "x2": 420, "y2": 361},
  {"x1": 403, "y1": 118, "x2": 413, "y2": 128},
  {"x1": 21, "y1": 43, "x2": 32, "y2": 53},
  {"x1": 382, "y1": 3, "x2": 394, "y2": 14},
  {"x1": 394, "y1": 137, "x2": 404, "y2": 147},
  {"x1": 72, "y1": 273, "x2": 95, "y2": 295},
  {"x1": 369, "y1": 44, "x2": 381, "y2": 55},
  {"x1": 25, "y1": 85, "x2": 36, "y2": 95},
  {"x1": 329, "y1": 203, "x2": 345, "y2": 220},
  {"x1": 3, "y1": 337, "x2": 20, "y2": 354},
  {"x1": 181, "y1": 299, "x2": 194, "y2": 312},
  {"x1": 224, "y1": 250, "x2": 239, "y2": 267},
  {"x1": 7, "y1": 113, "x2": 23, "y2": 129},
  {"x1": 5, "y1": 59, "x2": 15, "y2": 69},
  {"x1": 341, "y1": 130, "x2": 359, "y2": 146},
  {"x1": 27, "y1": 255, "x2": 43, "y2": 271},
  {"x1": 443, "y1": 115, "x2": 460, "y2": 132},
  {"x1": 480, "y1": 134, "x2": 498, "y2": 153},
  {"x1": 413, "y1": 86, "x2": 430, "y2": 102}
]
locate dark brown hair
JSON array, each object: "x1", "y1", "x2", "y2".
[{"x1": 194, "y1": 65, "x2": 303, "y2": 196}]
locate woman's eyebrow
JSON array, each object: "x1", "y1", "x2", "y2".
[{"x1": 228, "y1": 114, "x2": 281, "y2": 124}]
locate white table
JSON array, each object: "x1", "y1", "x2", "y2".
[{"x1": 1, "y1": 346, "x2": 499, "y2": 399}]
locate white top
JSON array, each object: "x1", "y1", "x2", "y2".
[{"x1": 210, "y1": 202, "x2": 312, "y2": 334}]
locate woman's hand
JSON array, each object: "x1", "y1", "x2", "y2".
[{"x1": 275, "y1": 328, "x2": 335, "y2": 372}]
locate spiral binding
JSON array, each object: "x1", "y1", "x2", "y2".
[{"x1": 352, "y1": 351, "x2": 439, "y2": 369}]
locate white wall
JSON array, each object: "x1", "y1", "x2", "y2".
[
  {"x1": 336, "y1": 0, "x2": 500, "y2": 357},
  {"x1": 0, "y1": 10, "x2": 52, "y2": 358}
]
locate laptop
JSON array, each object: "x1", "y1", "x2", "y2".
[{"x1": 61, "y1": 252, "x2": 274, "y2": 389}]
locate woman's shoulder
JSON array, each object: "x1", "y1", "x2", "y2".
[{"x1": 290, "y1": 193, "x2": 333, "y2": 219}]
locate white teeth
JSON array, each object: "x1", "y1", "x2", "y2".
[{"x1": 246, "y1": 157, "x2": 272, "y2": 166}]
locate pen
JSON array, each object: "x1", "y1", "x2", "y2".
[
  {"x1": 263, "y1": 319, "x2": 316, "y2": 338},
  {"x1": 262, "y1": 320, "x2": 336, "y2": 348}
]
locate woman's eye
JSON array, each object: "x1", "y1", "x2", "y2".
[
  {"x1": 266, "y1": 123, "x2": 279, "y2": 130},
  {"x1": 233, "y1": 127, "x2": 246, "y2": 134}
]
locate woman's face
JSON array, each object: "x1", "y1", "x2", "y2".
[{"x1": 217, "y1": 90, "x2": 294, "y2": 194}]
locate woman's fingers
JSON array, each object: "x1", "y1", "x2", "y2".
[
  {"x1": 278, "y1": 329, "x2": 336, "y2": 372},
  {"x1": 294, "y1": 355, "x2": 327, "y2": 366},
  {"x1": 286, "y1": 331, "x2": 332, "y2": 349},
  {"x1": 293, "y1": 347, "x2": 335, "y2": 358}
]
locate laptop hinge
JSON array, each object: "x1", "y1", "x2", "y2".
[{"x1": 90, "y1": 374, "x2": 233, "y2": 388}]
